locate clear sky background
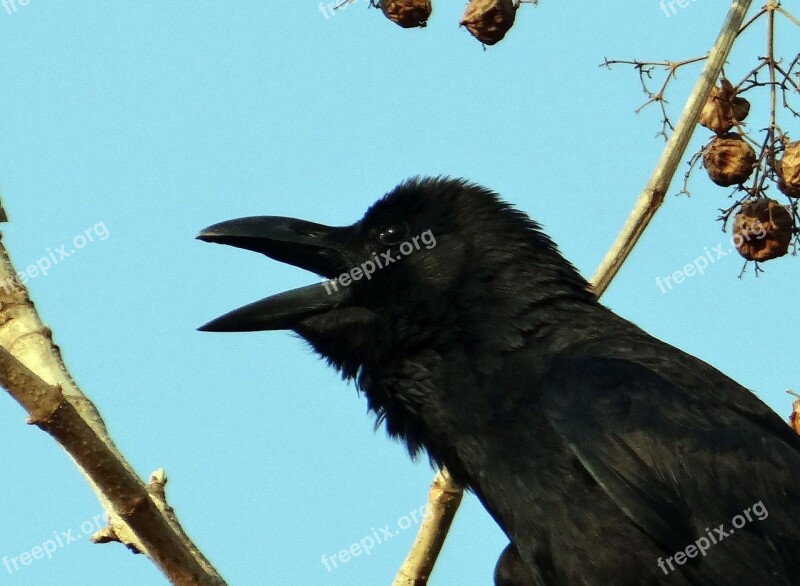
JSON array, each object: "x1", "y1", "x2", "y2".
[{"x1": 1, "y1": 2, "x2": 798, "y2": 585}]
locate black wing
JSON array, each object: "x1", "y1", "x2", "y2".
[{"x1": 541, "y1": 356, "x2": 800, "y2": 585}]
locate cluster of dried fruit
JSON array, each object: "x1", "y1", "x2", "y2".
[
  {"x1": 700, "y1": 81, "x2": 755, "y2": 187},
  {"x1": 695, "y1": 79, "x2": 799, "y2": 263},
  {"x1": 727, "y1": 149, "x2": 797, "y2": 261},
  {"x1": 376, "y1": 0, "x2": 519, "y2": 45},
  {"x1": 606, "y1": 5, "x2": 799, "y2": 270}
]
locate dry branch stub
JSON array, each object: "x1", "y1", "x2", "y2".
[
  {"x1": 732, "y1": 198, "x2": 793, "y2": 261},
  {"x1": 380, "y1": 0, "x2": 432, "y2": 28},
  {"x1": 703, "y1": 133, "x2": 756, "y2": 186},
  {"x1": 698, "y1": 79, "x2": 750, "y2": 135},
  {"x1": 460, "y1": 0, "x2": 516, "y2": 45},
  {"x1": 776, "y1": 140, "x2": 800, "y2": 198}
]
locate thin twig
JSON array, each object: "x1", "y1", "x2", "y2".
[{"x1": 776, "y1": 5, "x2": 800, "y2": 27}]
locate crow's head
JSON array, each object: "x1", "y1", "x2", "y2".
[{"x1": 198, "y1": 177, "x2": 594, "y2": 380}]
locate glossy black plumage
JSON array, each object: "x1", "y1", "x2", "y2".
[{"x1": 199, "y1": 177, "x2": 800, "y2": 585}]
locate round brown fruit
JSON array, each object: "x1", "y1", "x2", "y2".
[
  {"x1": 703, "y1": 133, "x2": 756, "y2": 187},
  {"x1": 733, "y1": 198, "x2": 793, "y2": 261},
  {"x1": 776, "y1": 140, "x2": 800, "y2": 198},
  {"x1": 461, "y1": 0, "x2": 516, "y2": 46},
  {"x1": 379, "y1": 0, "x2": 432, "y2": 28},
  {"x1": 698, "y1": 80, "x2": 750, "y2": 135}
]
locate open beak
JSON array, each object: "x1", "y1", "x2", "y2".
[{"x1": 196, "y1": 216, "x2": 352, "y2": 332}]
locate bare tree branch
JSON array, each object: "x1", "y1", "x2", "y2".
[
  {"x1": 391, "y1": 468, "x2": 463, "y2": 586},
  {"x1": 0, "y1": 344, "x2": 225, "y2": 584},
  {"x1": 0, "y1": 235, "x2": 226, "y2": 585}
]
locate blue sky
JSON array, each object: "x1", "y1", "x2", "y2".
[{"x1": 0, "y1": 2, "x2": 798, "y2": 585}]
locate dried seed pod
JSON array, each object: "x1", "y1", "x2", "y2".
[
  {"x1": 461, "y1": 0, "x2": 516, "y2": 46},
  {"x1": 733, "y1": 198, "x2": 793, "y2": 261},
  {"x1": 379, "y1": 0, "x2": 432, "y2": 28},
  {"x1": 730, "y1": 96, "x2": 750, "y2": 126},
  {"x1": 703, "y1": 133, "x2": 756, "y2": 187},
  {"x1": 776, "y1": 140, "x2": 800, "y2": 198},
  {"x1": 698, "y1": 80, "x2": 750, "y2": 135},
  {"x1": 791, "y1": 392, "x2": 800, "y2": 436}
]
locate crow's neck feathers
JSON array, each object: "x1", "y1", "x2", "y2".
[{"x1": 295, "y1": 177, "x2": 600, "y2": 459}]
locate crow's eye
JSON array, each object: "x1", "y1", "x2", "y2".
[{"x1": 376, "y1": 222, "x2": 409, "y2": 245}]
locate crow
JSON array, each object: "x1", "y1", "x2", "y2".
[{"x1": 198, "y1": 177, "x2": 800, "y2": 585}]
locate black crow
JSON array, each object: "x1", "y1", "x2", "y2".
[{"x1": 198, "y1": 177, "x2": 800, "y2": 585}]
